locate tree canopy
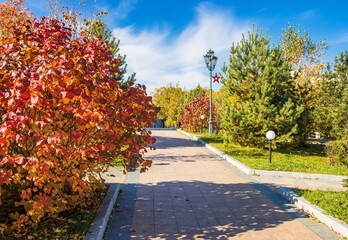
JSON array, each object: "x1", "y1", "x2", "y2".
[{"x1": 220, "y1": 26, "x2": 303, "y2": 147}]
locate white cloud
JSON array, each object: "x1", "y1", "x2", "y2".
[
  {"x1": 95, "y1": 0, "x2": 137, "y2": 23},
  {"x1": 332, "y1": 32, "x2": 348, "y2": 44},
  {"x1": 112, "y1": 2, "x2": 250, "y2": 94},
  {"x1": 113, "y1": 0, "x2": 137, "y2": 19},
  {"x1": 298, "y1": 9, "x2": 317, "y2": 20}
]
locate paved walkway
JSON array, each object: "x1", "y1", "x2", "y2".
[
  {"x1": 104, "y1": 129, "x2": 342, "y2": 240},
  {"x1": 253, "y1": 175, "x2": 346, "y2": 191}
]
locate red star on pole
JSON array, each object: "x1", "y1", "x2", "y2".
[{"x1": 212, "y1": 73, "x2": 220, "y2": 83}]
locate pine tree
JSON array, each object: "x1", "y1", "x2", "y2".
[
  {"x1": 220, "y1": 26, "x2": 304, "y2": 148},
  {"x1": 315, "y1": 51, "x2": 348, "y2": 140}
]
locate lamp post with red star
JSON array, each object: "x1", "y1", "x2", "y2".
[
  {"x1": 203, "y1": 49, "x2": 218, "y2": 135},
  {"x1": 213, "y1": 73, "x2": 220, "y2": 83}
]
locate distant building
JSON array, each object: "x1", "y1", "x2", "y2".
[{"x1": 152, "y1": 118, "x2": 165, "y2": 128}]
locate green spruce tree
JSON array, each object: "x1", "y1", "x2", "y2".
[{"x1": 220, "y1": 26, "x2": 304, "y2": 147}]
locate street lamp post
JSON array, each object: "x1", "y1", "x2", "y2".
[
  {"x1": 266, "y1": 130, "x2": 276, "y2": 163},
  {"x1": 200, "y1": 115, "x2": 205, "y2": 133},
  {"x1": 203, "y1": 49, "x2": 218, "y2": 135}
]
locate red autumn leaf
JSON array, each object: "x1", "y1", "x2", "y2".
[
  {"x1": 20, "y1": 91, "x2": 30, "y2": 100},
  {"x1": 72, "y1": 88, "x2": 82, "y2": 96},
  {"x1": 66, "y1": 84, "x2": 75, "y2": 92},
  {"x1": 33, "y1": 73, "x2": 40, "y2": 80},
  {"x1": 47, "y1": 137, "x2": 56, "y2": 144},
  {"x1": 59, "y1": 80, "x2": 67, "y2": 88},
  {"x1": 98, "y1": 98, "x2": 106, "y2": 104},
  {"x1": 79, "y1": 164, "x2": 88, "y2": 170},
  {"x1": 35, "y1": 121, "x2": 45, "y2": 128},
  {"x1": 13, "y1": 134, "x2": 27, "y2": 142},
  {"x1": 38, "y1": 194, "x2": 51, "y2": 207},
  {"x1": 32, "y1": 82, "x2": 43, "y2": 91},
  {"x1": 0, "y1": 137, "x2": 10, "y2": 147},
  {"x1": 93, "y1": 143, "x2": 105, "y2": 151},
  {"x1": 66, "y1": 92, "x2": 74, "y2": 99},
  {"x1": 20, "y1": 190, "x2": 30, "y2": 200},
  {"x1": 32, "y1": 133, "x2": 41, "y2": 139},
  {"x1": 82, "y1": 93, "x2": 92, "y2": 102},
  {"x1": 3, "y1": 128, "x2": 14, "y2": 138},
  {"x1": 15, "y1": 156, "x2": 24, "y2": 164},
  {"x1": 105, "y1": 142, "x2": 116, "y2": 150},
  {"x1": 21, "y1": 79, "x2": 30, "y2": 87},
  {"x1": 40, "y1": 163, "x2": 50, "y2": 172},
  {"x1": 71, "y1": 130, "x2": 83, "y2": 139}
]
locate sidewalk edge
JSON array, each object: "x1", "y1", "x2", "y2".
[
  {"x1": 279, "y1": 187, "x2": 348, "y2": 238},
  {"x1": 85, "y1": 183, "x2": 121, "y2": 240}
]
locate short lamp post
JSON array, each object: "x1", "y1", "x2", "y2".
[
  {"x1": 266, "y1": 130, "x2": 276, "y2": 163},
  {"x1": 203, "y1": 49, "x2": 218, "y2": 135},
  {"x1": 200, "y1": 115, "x2": 205, "y2": 133}
]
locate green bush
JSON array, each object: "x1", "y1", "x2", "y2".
[{"x1": 325, "y1": 140, "x2": 348, "y2": 166}]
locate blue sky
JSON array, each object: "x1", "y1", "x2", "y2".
[{"x1": 16, "y1": 0, "x2": 348, "y2": 93}]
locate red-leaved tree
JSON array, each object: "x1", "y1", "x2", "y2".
[
  {"x1": 0, "y1": 16, "x2": 158, "y2": 235},
  {"x1": 179, "y1": 96, "x2": 219, "y2": 133}
]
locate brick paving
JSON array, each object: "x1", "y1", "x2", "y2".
[{"x1": 104, "y1": 129, "x2": 342, "y2": 240}]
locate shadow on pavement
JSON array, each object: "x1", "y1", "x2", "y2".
[
  {"x1": 152, "y1": 135, "x2": 200, "y2": 150},
  {"x1": 105, "y1": 180, "x2": 305, "y2": 240}
]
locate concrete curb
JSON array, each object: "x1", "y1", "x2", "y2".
[
  {"x1": 255, "y1": 169, "x2": 346, "y2": 182},
  {"x1": 85, "y1": 183, "x2": 121, "y2": 240},
  {"x1": 177, "y1": 129, "x2": 254, "y2": 174},
  {"x1": 176, "y1": 129, "x2": 347, "y2": 183},
  {"x1": 279, "y1": 187, "x2": 348, "y2": 238}
]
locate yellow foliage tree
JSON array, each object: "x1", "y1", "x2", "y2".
[
  {"x1": 280, "y1": 24, "x2": 328, "y2": 145},
  {"x1": 152, "y1": 85, "x2": 186, "y2": 127},
  {"x1": 280, "y1": 24, "x2": 327, "y2": 85},
  {"x1": 0, "y1": 0, "x2": 31, "y2": 44}
]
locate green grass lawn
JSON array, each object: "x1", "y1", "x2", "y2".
[
  {"x1": 199, "y1": 134, "x2": 348, "y2": 176},
  {"x1": 293, "y1": 189, "x2": 348, "y2": 224}
]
